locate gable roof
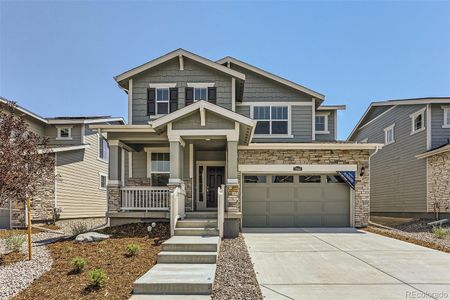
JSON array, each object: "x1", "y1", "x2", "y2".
[
  {"x1": 115, "y1": 49, "x2": 246, "y2": 84},
  {"x1": 0, "y1": 97, "x2": 48, "y2": 124},
  {"x1": 347, "y1": 97, "x2": 450, "y2": 141},
  {"x1": 216, "y1": 56, "x2": 325, "y2": 101}
]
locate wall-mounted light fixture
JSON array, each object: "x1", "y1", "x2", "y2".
[{"x1": 360, "y1": 166, "x2": 366, "y2": 177}]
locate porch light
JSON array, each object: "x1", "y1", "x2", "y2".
[{"x1": 360, "y1": 166, "x2": 366, "y2": 177}]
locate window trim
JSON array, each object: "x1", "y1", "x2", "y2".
[
  {"x1": 145, "y1": 147, "x2": 170, "y2": 185},
  {"x1": 409, "y1": 107, "x2": 426, "y2": 135},
  {"x1": 442, "y1": 106, "x2": 450, "y2": 128},
  {"x1": 384, "y1": 123, "x2": 395, "y2": 145},
  {"x1": 250, "y1": 104, "x2": 292, "y2": 138},
  {"x1": 56, "y1": 126, "x2": 73, "y2": 140},
  {"x1": 315, "y1": 112, "x2": 330, "y2": 134},
  {"x1": 187, "y1": 83, "x2": 215, "y2": 102},
  {"x1": 359, "y1": 138, "x2": 368, "y2": 143},
  {"x1": 99, "y1": 172, "x2": 108, "y2": 190},
  {"x1": 149, "y1": 83, "x2": 176, "y2": 117},
  {"x1": 97, "y1": 133, "x2": 108, "y2": 163}
]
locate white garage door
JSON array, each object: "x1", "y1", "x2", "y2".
[{"x1": 242, "y1": 174, "x2": 350, "y2": 227}]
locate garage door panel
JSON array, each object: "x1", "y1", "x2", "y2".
[
  {"x1": 243, "y1": 187, "x2": 267, "y2": 202},
  {"x1": 295, "y1": 215, "x2": 322, "y2": 227},
  {"x1": 268, "y1": 215, "x2": 295, "y2": 227},
  {"x1": 296, "y1": 186, "x2": 323, "y2": 201},
  {"x1": 323, "y1": 215, "x2": 350, "y2": 227},
  {"x1": 243, "y1": 202, "x2": 267, "y2": 215},
  {"x1": 268, "y1": 187, "x2": 295, "y2": 201},
  {"x1": 296, "y1": 202, "x2": 322, "y2": 214},
  {"x1": 324, "y1": 202, "x2": 349, "y2": 214},
  {"x1": 323, "y1": 185, "x2": 349, "y2": 201},
  {"x1": 269, "y1": 201, "x2": 295, "y2": 214},
  {"x1": 243, "y1": 215, "x2": 267, "y2": 227}
]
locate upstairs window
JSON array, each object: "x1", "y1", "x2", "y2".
[
  {"x1": 315, "y1": 113, "x2": 329, "y2": 134},
  {"x1": 56, "y1": 126, "x2": 72, "y2": 140},
  {"x1": 156, "y1": 88, "x2": 169, "y2": 115},
  {"x1": 194, "y1": 88, "x2": 207, "y2": 101},
  {"x1": 253, "y1": 106, "x2": 288, "y2": 135},
  {"x1": 410, "y1": 108, "x2": 426, "y2": 135},
  {"x1": 384, "y1": 124, "x2": 395, "y2": 145},
  {"x1": 98, "y1": 135, "x2": 109, "y2": 162},
  {"x1": 442, "y1": 106, "x2": 450, "y2": 128}
]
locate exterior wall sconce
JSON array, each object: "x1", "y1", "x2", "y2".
[{"x1": 360, "y1": 166, "x2": 366, "y2": 177}]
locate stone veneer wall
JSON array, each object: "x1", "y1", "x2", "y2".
[
  {"x1": 427, "y1": 151, "x2": 450, "y2": 213},
  {"x1": 238, "y1": 149, "x2": 371, "y2": 227}
]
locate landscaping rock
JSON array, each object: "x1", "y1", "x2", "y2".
[{"x1": 75, "y1": 232, "x2": 110, "y2": 243}]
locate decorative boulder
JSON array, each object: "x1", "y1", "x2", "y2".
[{"x1": 75, "y1": 232, "x2": 110, "y2": 243}]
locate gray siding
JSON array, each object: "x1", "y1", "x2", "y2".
[
  {"x1": 172, "y1": 110, "x2": 235, "y2": 130},
  {"x1": 25, "y1": 116, "x2": 46, "y2": 137},
  {"x1": 315, "y1": 110, "x2": 336, "y2": 141},
  {"x1": 352, "y1": 105, "x2": 428, "y2": 212},
  {"x1": 236, "y1": 105, "x2": 250, "y2": 118},
  {"x1": 360, "y1": 106, "x2": 393, "y2": 127},
  {"x1": 131, "y1": 57, "x2": 233, "y2": 125},
  {"x1": 431, "y1": 104, "x2": 450, "y2": 148},
  {"x1": 45, "y1": 124, "x2": 83, "y2": 145},
  {"x1": 132, "y1": 151, "x2": 147, "y2": 178}
]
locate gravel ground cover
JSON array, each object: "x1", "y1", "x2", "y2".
[
  {"x1": 212, "y1": 234, "x2": 262, "y2": 300},
  {"x1": 0, "y1": 232, "x2": 57, "y2": 300},
  {"x1": 366, "y1": 218, "x2": 450, "y2": 253}
]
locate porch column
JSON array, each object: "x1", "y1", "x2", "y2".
[
  {"x1": 108, "y1": 141, "x2": 122, "y2": 212},
  {"x1": 169, "y1": 139, "x2": 184, "y2": 187},
  {"x1": 226, "y1": 140, "x2": 239, "y2": 212}
]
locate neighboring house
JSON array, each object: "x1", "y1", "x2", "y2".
[
  {"x1": 0, "y1": 98, "x2": 124, "y2": 229},
  {"x1": 348, "y1": 97, "x2": 450, "y2": 218},
  {"x1": 91, "y1": 48, "x2": 381, "y2": 238}
]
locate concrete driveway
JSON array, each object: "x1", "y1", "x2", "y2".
[{"x1": 243, "y1": 228, "x2": 450, "y2": 300}]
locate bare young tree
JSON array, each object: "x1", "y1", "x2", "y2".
[{"x1": 0, "y1": 100, "x2": 54, "y2": 209}]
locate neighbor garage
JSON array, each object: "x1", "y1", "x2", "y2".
[{"x1": 242, "y1": 174, "x2": 351, "y2": 227}]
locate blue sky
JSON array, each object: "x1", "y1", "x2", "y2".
[{"x1": 1, "y1": 1, "x2": 449, "y2": 139}]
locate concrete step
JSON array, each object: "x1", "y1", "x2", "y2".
[
  {"x1": 185, "y1": 212, "x2": 218, "y2": 219},
  {"x1": 133, "y1": 264, "x2": 216, "y2": 295},
  {"x1": 174, "y1": 227, "x2": 219, "y2": 237},
  {"x1": 157, "y1": 251, "x2": 217, "y2": 264},
  {"x1": 130, "y1": 295, "x2": 211, "y2": 300},
  {"x1": 177, "y1": 219, "x2": 217, "y2": 229},
  {"x1": 162, "y1": 236, "x2": 219, "y2": 252}
]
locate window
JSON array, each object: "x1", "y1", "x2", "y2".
[
  {"x1": 156, "y1": 88, "x2": 169, "y2": 115},
  {"x1": 244, "y1": 176, "x2": 267, "y2": 183},
  {"x1": 98, "y1": 135, "x2": 108, "y2": 162},
  {"x1": 315, "y1": 113, "x2": 329, "y2": 134},
  {"x1": 99, "y1": 173, "x2": 107, "y2": 190},
  {"x1": 359, "y1": 138, "x2": 368, "y2": 143},
  {"x1": 272, "y1": 175, "x2": 293, "y2": 183},
  {"x1": 253, "y1": 106, "x2": 289, "y2": 135},
  {"x1": 384, "y1": 124, "x2": 395, "y2": 145},
  {"x1": 56, "y1": 126, "x2": 72, "y2": 140},
  {"x1": 299, "y1": 175, "x2": 321, "y2": 183},
  {"x1": 151, "y1": 152, "x2": 170, "y2": 186},
  {"x1": 194, "y1": 88, "x2": 207, "y2": 101},
  {"x1": 443, "y1": 106, "x2": 450, "y2": 128},
  {"x1": 410, "y1": 108, "x2": 426, "y2": 134},
  {"x1": 327, "y1": 175, "x2": 346, "y2": 183}
]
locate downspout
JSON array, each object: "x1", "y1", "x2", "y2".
[{"x1": 368, "y1": 145, "x2": 382, "y2": 224}]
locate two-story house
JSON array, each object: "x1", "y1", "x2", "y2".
[
  {"x1": 348, "y1": 97, "x2": 450, "y2": 218},
  {"x1": 92, "y1": 49, "x2": 381, "y2": 238},
  {"x1": 0, "y1": 98, "x2": 124, "y2": 229}
]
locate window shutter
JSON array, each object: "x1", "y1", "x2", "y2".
[
  {"x1": 169, "y1": 88, "x2": 178, "y2": 113},
  {"x1": 185, "y1": 87, "x2": 194, "y2": 106},
  {"x1": 208, "y1": 87, "x2": 216, "y2": 104},
  {"x1": 147, "y1": 88, "x2": 156, "y2": 115}
]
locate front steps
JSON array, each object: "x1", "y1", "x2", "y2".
[{"x1": 132, "y1": 214, "x2": 220, "y2": 297}]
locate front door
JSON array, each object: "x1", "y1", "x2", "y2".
[{"x1": 206, "y1": 166, "x2": 225, "y2": 209}]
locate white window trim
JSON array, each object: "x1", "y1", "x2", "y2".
[
  {"x1": 410, "y1": 107, "x2": 426, "y2": 135},
  {"x1": 56, "y1": 126, "x2": 73, "y2": 140},
  {"x1": 384, "y1": 123, "x2": 395, "y2": 145},
  {"x1": 97, "y1": 133, "x2": 108, "y2": 163},
  {"x1": 99, "y1": 172, "x2": 108, "y2": 190},
  {"x1": 315, "y1": 112, "x2": 330, "y2": 134},
  {"x1": 145, "y1": 147, "x2": 170, "y2": 179},
  {"x1": 149, "y1": 83, "x2": 176, "y2": 117},
  {"x1": 187, "y1": 83, "x2": 215, "y2": 102},
  {"x1": 250, "y1": 104, "x2": 293, "y2": 138},
  {"x1": 442, "y1": 106, "x2": 450, "y2": 128},
  {"x1": 360, "y1": 138, "x2": 368, "y2": 143}
]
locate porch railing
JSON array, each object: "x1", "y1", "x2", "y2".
[
  {"x1": 120, "y1": 186, "x2": 170, "y2": 211},
  {"x1": 170, "y1": 185, "x2": 186, "y2": 236},
  {"x1": 217, "y1": 184, "x2": 225, "y2": 238}
]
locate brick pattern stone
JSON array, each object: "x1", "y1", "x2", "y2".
[
  {"x1": 238, "y1": 149, "x2": 371, "y2": 227},
  {"x1": 427, "y1": 151, "x2": 450, "y2": 213},
  {"x1": 226, "y1": 184, "x2": 239, "y2": 212},
  {"x1": 183, "y1": 178, "x2": 193, "y2": 211},
  {"x1": 127, "y1": 178, "x2": 151, "y2": 186},
  {"x1": 107, "y1": 185, "x2": 121, "y2": 212}
]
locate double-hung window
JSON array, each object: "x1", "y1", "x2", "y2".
[
  {"x1": 315, "y1": 113, "x2": 329, "y2": 134},
  {"x1": 98, "y1": 135, "x2": 109, "y2": 162},
  {"x1": 156, "y1": 88, "x2": 169, "y2": 115},
  {"x1": 194, "y1": 88, "x2": 207, "y2": 101},
  {"x1": 253, "y1": 106, "x2": 289, "y2": 135},
  {"x1": 151, "y1": 152, "x2": 170, "y2": 186},
  {"x1": 442, "y1": 106, "x2": 450, "y2": 128},
  {"x1": 410, "y1": 108, "x2": 426, "y2": 135},
  {"x1": 99, "y1": 173, "x2": 107, "y2": 190},
  {"x1": 384, "y1": 124, "x2": 395, "y2": 145}
]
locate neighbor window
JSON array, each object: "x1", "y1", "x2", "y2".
[
  {"x1": 315, "y1": 113, "x2": 329, "y2": 133},
  {"x1": 443, "y1": 106, "x2": 450, "y2": 128},
  {"x1": 156, "y1": 88, "x2": 169, "y2": 115},
  {"x1": 244, "y1": 176, "x2": 267, "y2": 183},
  {"x1": 56, "y1": 127, "x2": 72, "y2": 140},
  {"x1": 151, "y1": 152, "x2": 170, "y2": 186},
  {"x1": 299, "y1": 175, "x2": 321, "y2": 183},
  {"x1": 272, "y1": 176, "x2": 293, "y2": 183},
  {"x1": 410, "y1": 108, "x2": 426, "y2": 134},
  {"x1": 98, "y1": 135, "x2": 109, "y2": 161},
  {"x1": 254, "y1": 106, "x2": 288, "y2": 135},
  {"x1": 194, "y1": 87, "x2": 207, "y2": 101},
  {"x1": 384, "y1": 124, "x2": 395, "y2": 145},
  {"x1": 99, "y1": 173, "x2": 107, "y2": 190},
  {"x1": 327, "y1": 175, "x2": 346, "y2": 183}
]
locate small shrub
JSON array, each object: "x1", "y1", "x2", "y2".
[
  {"x1": 432, "y1": 226, "x2": 450, "y2": 239},
  {"x1": 126, "y1": 243, "x2": 140, "y2": 256},
  {"x1": 88, "y1": 268, "x2": 107, "y2": 287},
  {"x1": 70, "y1": 222, "x2": 89, "y2": 235},
  {"x1": 72, "y1": 257, "x2": 87, "y2": 272},
  {"x1": 4, "y1": 231, "x2": 26, "y2": 253}
]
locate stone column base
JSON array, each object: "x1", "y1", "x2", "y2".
[
  {"x1": 107, "y1": 184, "x2": 121, "y2": 212},
  {"x1": 226, "y1": 184, "x2": 240, "y2": 212}
]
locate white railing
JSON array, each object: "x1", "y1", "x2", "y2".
[
  {"x1": 217, "y1": 184, "x2": 225, "y2": 238},
  {"x1": 120, "y1": 186, "x2": 170, "y2": 211},
  {"x1": 170, "y1": 185, "x2": 186, "y2": 236}
]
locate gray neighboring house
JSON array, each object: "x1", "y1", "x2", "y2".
[
  {"x1": 92, "y1": 48, "x2": 381, "y2": 237},
  {"x1": 0, "y1": 98, "x2": 124, "y2": 229},
  {"x1": 348, "y1": 97, "x2": 450, "y2": 218}
]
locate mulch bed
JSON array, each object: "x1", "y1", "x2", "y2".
[
  {"x1": 13, "y1": 223, "x2": 170, "y2": 300},
  {"x1": 0, "y1": 251, "x2": 25, "y2": 266},
  {"x1": 212, "y1": 234, "x2": 263, "y2": 300},
  {"x1": 364, "y1": 226, "x2": 450, "y2": 253}
]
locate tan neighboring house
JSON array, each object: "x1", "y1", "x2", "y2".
[{"x1": 0, "y1": 98, "x2": 124, "y2": 228}]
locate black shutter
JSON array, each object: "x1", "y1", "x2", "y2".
[
  {"x1": 147, "y1": 88, "x2": 156, "y2": 115},
  {"x1": 169, "y1": 88, "x2": 178, "y2": 113},
  {"x1": 208, "y1": 87, "x2": 217, "y2": 104},
  {"x1": 185, "y1": 87, "x2": 194, "y2": 106}
]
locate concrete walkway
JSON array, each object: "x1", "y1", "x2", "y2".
[{"x1": 243, "y1": 228, "x2": 450, "y2": 300}]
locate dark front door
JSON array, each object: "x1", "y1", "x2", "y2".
[{"x1": 206, "y1": 166, "x2": 225, "y2": 208}]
